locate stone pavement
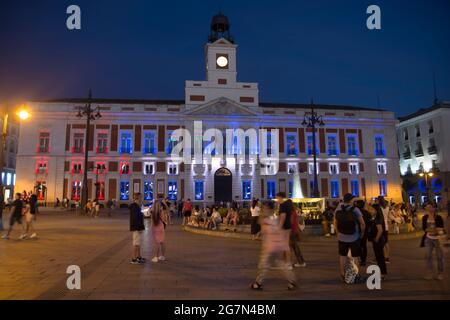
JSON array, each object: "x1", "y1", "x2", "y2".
[{"x1": 0, "y1": 210, "x2": 449, "y2": 300}]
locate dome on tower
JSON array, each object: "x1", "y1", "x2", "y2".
[{"x1": 208, "y1": 12, "x2": 234, "y2": 43}]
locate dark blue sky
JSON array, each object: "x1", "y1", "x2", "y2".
[{"x1": 0, "y1": 0, "x2": 449, "y2": 116}]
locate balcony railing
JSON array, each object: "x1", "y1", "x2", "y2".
[
  {"x1": 119, "y1": 147, "x2": 133, "y2": 154},
  {"x1": 35, "y1": 168, "x2": 48, "y2": 175},
  {"x1": 71, "y1": 169, "x2": 83, "y2": 175},
  {"x1": 143, "y1": 147, "x2": 156, "y2": 154},
  {"x1": 414, "y1": 149, "x2": 424, "y2": 157},
  {"x1": 428, "y1": 146, "x2": 437, "y2": 155},
  {"x1": 375, "y1": 149, "x2": 386, "y2": 156},
  {"x1": 36, "y1": 146, "x2": 49, "y2": 153},
  {"x1": 71, "y1": 146, "x2": 84, "y2": 154},
  {"x1": 328, "y1": 149, "x2": 338, "y2": 156},
  {"x1": 96, "y1": 146, "x2": 108, "y2": 154}
]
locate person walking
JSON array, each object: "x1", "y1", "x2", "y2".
[
  {"x1": 334, "y1": 193, "x2": 366, "y2": 283},
  {"x1": 422, "y1": 203, "x2": 446, "y2": 280},
  {"x1": 29, "y1": 193, "x2": 38, "y2": 222},
  {"x1": 250, "y1": 199, "x2": 261, "y2": 240},
  {"x1": 290, "y1": 204, "x2": 306, "y2": 268},
  {"x1": 106, "y1": 199, "x2": 113, "y2": 217},
  {"x1": 250, "y1": 200, "x2": 297, "y2": 291},
  {"x1": 129, "y1": 193, "x2": 145, "y2": 265},
  {"x1": 367, "y1": 202, "x2": 387, "y2": 280},
  {"x1": 182, "y1": 199, "x2": 192, "y2": 225},
  {"x1": 151, "y1": 201, "x2": 167, "y2": 263},
  {"x1": 275, "y1": 192, "x2": 293, "y2": 268},
  {"x1": 2, "y1": 193, "x2": 27, "y2": 240},
  {"x1": 23, "y1": 200, "x2": 37, "y2": 239},
  {"x1": 378, "y1": 196, "x2": 391, "y2": 263}
]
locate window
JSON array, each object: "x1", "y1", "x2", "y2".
[
  {"x1": 374, "y1": 135, "x2": 385, "y2": 156},
  {"x1": 403, "y1": 128, "x2": 409, "y2": 140},
  {"x1": 266, "y1": 131, "x2": 274, "y2": 156},
  {"x1": 308, "y1": 163, "x2": 319, "y2": 175},
  {"x1": 166, "y1": 130, "x2": 178, "y2": 155},
  {"x1": 307, "y1": 134, "x2": 318, "y2": 155},
  {"x1": 415, "y1": 125, "x2": 421, "y2": 137},
  {"x1": 242, "y1": 181, "x2": 252, "y2": 200},
  {"x1": 144, "y1": 181, "x2": 154, "y2": 201},
  {"x1": 36, "y1": 181, "x2": 46, "y2": 200},
  {"x1": 72, "y1": 162, "x2": 82, "y2": 174},
  {"x1": 379, "y1": 180, "x2": 387, "y2": 196},
  {"x1": 263, "y1": 162, "x2": 277, "y2": 175},
  {"x1": 36, "y1": 161, "x2": 48, "y2": 174},
  {"x1": 267, "y1": 181, "x2": 276, "y2": 199},
  {"x1": 38, "y1": 132, "x2": 50, "y2": 153},
  {"x1": 329, "y1": 163, "x2": 339, "y2": 175},
  {"x1": 71, "y1": 181, "x2": 81, "y2": 201},
  {"x1": 119, "y1": 131, "x2": 133, "y2": 154},
  {"x1": 351, "y1": 180, "x2": 359, "y2": 197},
  {"x1": 327, "y1": 135, "x2": 338, "y2": 156},
  {"x1": 287, "y1": 163, "x2": 297, "y2": 174},
  {"x1": 120, "y1": 163, "x2": 130, "y2": 175},
  {"x1": 168, "y1": 181, "x2": 178, "y2": 200},
  {"x1": 95, "y1": 181, "x2": 105, "y2": 200},
  {"x1": 97, "y1": 133, "x2": 108, "y2": 153},
  {"x1": 377, "y1": 162, "x2": 387, "y2": 175},
  {"x1": 415, "y1": 141, "x2": 424, "y2": 156},
  {"x1": 330, "y1": 180, "x2": 340, "y2": 198},
  {"x1": 428, "y1": 121, "x2": 434, "y2": 134},
  {"x1": 168, "y1": 163, "x2": 178, "y2": 175},
  {"x1": 286, "y1": 133, "x2": 297, "y2": 155},
  {"x1": 349, "y1": 163, "x2": 359, "y2": 175},
  {"x1": 347, "y1": 135, "x2": 358, "y2": 156},
  {"x1": 95, "y1": 162, "x2": 107, "y2": 174},
  {"x1": 72, "y1": 132, "x2": 84, "y2": 153},
  {"x1": 195, "y1": 181, "x2": 204, "y2": 201},
  {"x1": 120, "y1": 181, "x2": 130, "y2": 200},
  {"x1": 143, "y1": 162, "x2": 155, "y2": 175},
  {"x1": 143, "y1": 131, "x2": 156, "y2": 154}
]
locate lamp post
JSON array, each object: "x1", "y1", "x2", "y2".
[
  {"x1": 302, "y1": 100, "x2": 325, "y2": 198},
  {"x1": 0, "y1": 104, "x2": 31, "y2": 230},
  {"x1": 75, "y1": 90, "x2": 101, "y2": 210},
  {"x1": 418, "y1": 168, "x2": 434, "y2": 203}
]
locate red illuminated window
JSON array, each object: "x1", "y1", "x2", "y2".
[
  {"x1": 120, "y1": 163, "x2": 131, "y2": 175},
  {"x1": 95, "y1": 162, "x2": 107, "y2": 174},
  {"x1": 72, "y1": 162, "x2": 83, "y2": 174},
  {"x1": 35, "y1": 161, "x2": 48, "y2": 174}
]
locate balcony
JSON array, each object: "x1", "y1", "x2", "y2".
[
  {"x1": 35, "y1": 168, "x2": 48, "y2": 175},
  {"x1": 119, "y1": 147, "x2": 133, "y2": 154},
  {"x1": 375, "y1": 149, "x2": 386, "y2": 157},
  {"x1": 328, "y1": 149, "x2": 338, "y2": 156},
  {"x1": 95, "y1": 168, "x2": 107, "y2": 175},
  {"x1": 414, "y1": 149, "x2": 424, "y2": 157},
  {"x1": 143, "y1": 147, "x2": 156, "y2": 154},
  {"x1": 348, "y1": 150, "x2": 358, "y2": 156},
  {"x1": 96, "y1": 146, "x2": 108, "y2": 154},
  {"x1": 428, "y1": 145, "x2": 437, "y2": 155},
  {"x1": 71, "y1": 146, "x2": 84, "y2": 154},
  {"x1": 36, "y1": 146, "x2": 49, "y2": 153},
  {"x1": 403, "y1": 151, "x2": 411, "y2": 159},
  {"x1": 71, "y1": 169, "x2": 83, "y2": 175}
]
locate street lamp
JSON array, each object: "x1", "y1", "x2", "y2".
[
  {"x1": 0, "y1": 104, "x2": 31, "y2": 230},
  {"x1": 418, "y1": 168, "x2": 434, "y2": 203},
  {"x1": 75, "y1": 90, "x2": 101, "y2": 210},
  {"x1": 301, "y1": 100, "x2": 325, "y2": 198}
]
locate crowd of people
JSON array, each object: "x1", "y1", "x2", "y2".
[{"x1": 1, "y1": 191, "x2": 39, "y2": 240}]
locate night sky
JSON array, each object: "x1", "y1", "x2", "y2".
[{"x1": 0, "y1": 0, "x2": 449, "y2": 117}]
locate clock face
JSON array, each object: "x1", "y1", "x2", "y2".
[{"x1": 216, "y1": 55, "x2": 228, "y2": 68}]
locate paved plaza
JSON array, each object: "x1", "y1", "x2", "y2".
[{"x1": 0, "y1": 210, "x2": 449, "y2": 300}]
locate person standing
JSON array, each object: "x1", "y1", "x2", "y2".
[
  {"x1": 129, "y1": 193, "x2": 145, "y2": 265},
  {"x1": 250, "y1": 200, "x2": 297, "y2": 291},
  {"x1": 290, "y1": 204, "x2": 306, "y2": 268},
  {"x1": 334, "y1": 193, "x2": 366, "y2": 283},
  {"x1": 355, "y1": 200, "x2": 370, "y2": 266},
  {"x1": 29, "y1": 193, "x2": 38, "y2": 222},
  {"x1": 422, "y1": 203, "x2": 445, "y2": 280},
  {"x1": 378, "y1": 196, "x2": 391, "y2": 263},
  {"x1": 182, "y1": 199, "x2": 192, "y2": 225},
  {"x1": 368, "y1": 203, "x2": 387, "y2": 280},
  {"x1": 151, "y1": 201, "x2": 167, "y2": 263},
  {"x1": 2, "y1": 193, "x2": 26, "y2": 240},
  {"x1": 250, "y1": 199, "x2": 261, "y2": 240},
  {"x1": 275, "y1": 192, "x2": 293, "y2": 268}
]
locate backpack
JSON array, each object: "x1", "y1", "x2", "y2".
[{"x1": 336, "y1": 205, "x2": 357, "y2": 235}]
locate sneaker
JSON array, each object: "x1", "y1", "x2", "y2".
[
  {"x1": 1, "y1": 234, "x2": 9, "y2": 240},
  {"x1": 151, "y1": 257, "x2": 159, "y2": 263},
  {"x1": 30, "y1": 233, "x2": 37, "y2": 239},
  {"x1": 137, "y1": 257, "x2": 146, "y2": 263},
  {"x1": 19, "y1": 234, "x2": 28, "y2": 240},
  {"x1": 130, "y1": 259, "x2": 140, "y2": 265},
  {"x1": 436, "y1": 273, "x2": 444, "y2": 281},
  {"x1": 158, "y1": 256, "x2": 166, "y2": 261},
  {"x1": 325, "y1": 233, "x2": 331, "y2": 237},
  {"x1": 293, "y1": 262, "x2": 307, "y2": 268}
]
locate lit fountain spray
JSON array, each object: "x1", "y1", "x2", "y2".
[{"x1": 292, "y1": 171, "x2": 304, "y2": 199}]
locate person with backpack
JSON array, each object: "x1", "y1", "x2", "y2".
[
  {"x1": 333, "y1": 193, "x2": 366, "y2": 283},
  {"x1": 368, "y1": 203, "x2": 387, "y2": 279}
]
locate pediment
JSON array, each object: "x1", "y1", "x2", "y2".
[{"x1": 185, "y1": 97, "x2": 259, "y2": 116}]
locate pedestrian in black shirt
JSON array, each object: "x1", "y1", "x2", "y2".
[
  {"x1": 276, "y1": 192, "x2": 293, "y2": 270},
  {"x1": 129, "y1": 193, "x2": 145, "y2": 264},
  {"x1": 2, "y1": 193, "x2": 26, "y2": 240}
]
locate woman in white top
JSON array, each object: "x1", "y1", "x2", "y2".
[{"x1": 250, "y1": 199, "x2": 261, "y2": 240}]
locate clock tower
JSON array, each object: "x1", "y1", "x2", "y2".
[{"x1": 185, "y1": 13, "x2": 259, "y2": 109}]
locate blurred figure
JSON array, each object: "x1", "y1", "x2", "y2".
[
  {"x1": 368, "y1": 202, "x2": 387, "y2": 280},
  {"x1": 2, "y1": 193, "x2": 26, "y2": 240},
  {"x1": 378, "y1": 196, "x2": 391, "y2": 263},
  {"x1": 290, "y1": 204, "x2": 306, "y2": 268},
  {"x1": 129, "y1": 193, "x2": 145, "y2": 265},
  {"x1": 355, "y1": 200, "x2": 370, "y2": 266},
  {"x1": 250, "y1": 199, "x2": 261, "y2": 240},
  {"x1": 422, "y1": 203, "x2": 445, "y2": 280},
  {"x1": 250, "y1": 201, "x2": 297, "y2": 291},
  {"x1": 151, "y1": 201, "x2": 167, "y2": 263},
  {"x1": 182, "y1": 199, "x2": 192, "y2": 225}
]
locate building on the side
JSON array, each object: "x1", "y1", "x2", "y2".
[
  {"x1": 14, "y1": 13, "x2": 402, "y2": 205},
  {"x1": 0, "y1": 113, "x2": 19, "y2": 199},
  {"x1": 397, "y1": 101, "x2": 450, "y2": 206}
]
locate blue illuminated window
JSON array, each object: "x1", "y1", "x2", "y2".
[
  {"x1": 379, "y1": 180, "x2": 387, "y2": 197},
  {"x1": 286, "y1": 133, "x2": 297, "y2": 155},
  {"x1": 242, "y1": 181, "x2": 252, "y2": 200},
  {"x1": 267, "y1": 181, "x2": 276, "y2": 199},
  {"x1": 120, "y1": 132, "x2": 133, "y2": 154},
  {"x1": 143, "y1": 181, "x2": 154, "y2": 201},
  {"x1": 195, "y1": 181, "x2": 204, "y2": 201},
  {"x1": 374, "y1": 135, "x2": 386, "y2": 156},
  {"x1": 143, "y1": 131, "x2": 156, "y2": 154},
  {"x1": 331, "y1": 180, "x2": 340, "y2": 198},
  {"x1": 166, "y1": 131, "x2": 176, "y2": 155},
  {"x1": 327, "y1": 135, "x2": 338, "y2": 156},
  {"x1": 120, "y1": 181, "x2": 130, "y2": 200},
  {"x1": 168, "y1": 181, "x2": 178, "y2": 200},
  {"x1": 347, "y1": 135, "x2": 358, "y2": 156},
  {"x1": 288, "y1": 180, "x2": 293, "y2": 198},
  {"x1": 351, "y1": 180, "x2": 359, "y2": 197},
  {"x1": 307, "y1": 135, "x2": 319, "y2": 155}
]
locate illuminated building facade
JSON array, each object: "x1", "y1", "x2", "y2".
[{"x1": 15, "y1": 13, "x2": 402, "y2": 205}]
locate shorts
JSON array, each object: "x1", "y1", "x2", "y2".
[
  {"x1": 338, "y1": 240, "x2": 361, "y2": 257},
  {"x1": 9, "y1": 215, "x2": 22, "y2": 227},
  {"x1": 183, "y1": 210, "x2": 192, "y2": 217},
  {"x1": 132, "y1": 231, "x2": 143, "y2": 246},
  {"x1": 383, "y1": 231, "x2": 389, "y2": 243}
]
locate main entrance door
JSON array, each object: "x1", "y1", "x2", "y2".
[{"x1": 214, "y1": 167, "x2": 232, "y2": 203}]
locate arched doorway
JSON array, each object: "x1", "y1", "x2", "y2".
[{"x1": 214, "y1": 167, "x2": 232, "y2": 203}]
